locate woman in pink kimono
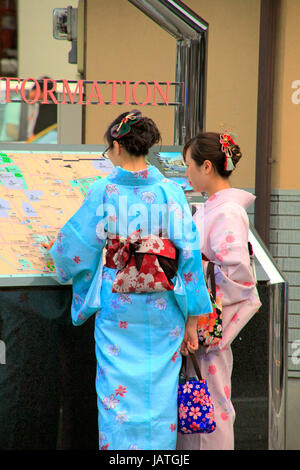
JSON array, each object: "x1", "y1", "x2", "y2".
[{"x1": 177, "y1": 132, "x2": 261, "y2": 450}]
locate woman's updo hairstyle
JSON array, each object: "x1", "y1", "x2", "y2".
[
  {"x1": 104, "y1": 110, "x2": 161, "y2": 157},
  {"x1": 183, "y1": 131, "x2": 242, "y2": 178}
]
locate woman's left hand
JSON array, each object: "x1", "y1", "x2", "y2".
[
  {"x1": 41, "y1": 238, "x2": 55, "y2": 250},
  {"x1": 180, "y1": 316, "x2": 199, "y2": 356}
]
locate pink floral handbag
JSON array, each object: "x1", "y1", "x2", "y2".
[{"x1": 178, "y1": 353, "x2": 216, "y2": 434}]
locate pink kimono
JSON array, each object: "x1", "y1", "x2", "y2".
[{"x1": 177, "y1": 188, "x2": 261, "y2": 450}]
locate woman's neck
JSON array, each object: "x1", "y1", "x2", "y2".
[
  {"x1": 206, "y1": 177, "x2": 231, "y2": 197},
  {"x1": 119, "y1": 156, "x2": 148, "y2": 172}
]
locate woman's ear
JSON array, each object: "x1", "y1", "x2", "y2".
[
  {"x1": 112, "y1": 140, "x2": 121, "y2": 155},
  {"x1": 203, "y1": 159, "x2": 213, "y2": 174}
]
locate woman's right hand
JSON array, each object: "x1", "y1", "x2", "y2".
[{"x1": 180, "y1": 316, "x2": 199, "y2": 356}]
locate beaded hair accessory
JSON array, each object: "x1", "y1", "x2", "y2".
[
  {"x1": 220, "y1": 133, "x2": 236, "y2": 171},
  {"x1": 111, "y1": 109, "x2": 142, "y2": 139}
]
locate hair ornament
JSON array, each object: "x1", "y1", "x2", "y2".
[
  {"x1": 111, "y1": 109, "x2": 142, "y2": 139},
  {"x1": 220, "y1": 133, "x2": 236, "y2": 171}
]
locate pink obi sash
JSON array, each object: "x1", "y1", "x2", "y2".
[{"x1": 105, "y1": 229, "x2": 178, "y2": 293}]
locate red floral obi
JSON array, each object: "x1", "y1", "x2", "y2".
[{"x1": 105, "y1": 230, "x2": 178, "y2": 293}]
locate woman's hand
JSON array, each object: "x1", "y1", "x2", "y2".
[
  {"x1": 180, "y1": 316, "x2": 199, "y2": 356},
  {"x1": 41, "y1": 238, "x2": 55, "y2": 250}
]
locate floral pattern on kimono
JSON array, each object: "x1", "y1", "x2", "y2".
[
  {"x1": 50, "y1": 165, "x2": 212, "y2": 450},
  {"x1": 177, "y1": 188, "x2": 261, "y2": 451},
  {"x1": 194, "y1": 188, "x2": 261, "y2": 352}
]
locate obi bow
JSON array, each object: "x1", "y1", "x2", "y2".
[
  {"x1": 105, "y1": 230, "x2": 179, "y2": 293},
  {"x1": 106, "y1": 230, "x2": 142, "y2": 270}
]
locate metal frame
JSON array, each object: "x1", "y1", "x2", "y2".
[
  {"x1": 249, "y1": 224, "x2": 288, "y2": 450},
  {"x1": 128, "y1": 0, "x2": 208, "y2": 144}
]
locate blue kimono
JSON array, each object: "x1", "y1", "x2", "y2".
[{"x1": 50, "y1": 165, "x2": 212, "y2": 450}]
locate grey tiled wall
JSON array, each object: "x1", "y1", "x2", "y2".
[
  {"x1": 247, "y1": 189, "x2": 300, "y2": 378},
  {"x1": 269, "y1": 190, "x2": 300, "y2": 378}
]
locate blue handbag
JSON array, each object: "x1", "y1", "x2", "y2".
[{"x1": 178, "y1": 353, "x2": 216, "y2": 434}]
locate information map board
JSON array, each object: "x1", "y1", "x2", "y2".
[
  {"x1": 0, "y1": 144, "x2": 113, "y2": 286},
  {"x1": 0, "y1": 144, "x2": 191, "y2": 287}
]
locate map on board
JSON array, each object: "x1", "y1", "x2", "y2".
[{"x1": 0, "y1": 149, "x2": 114, "y2": 284}]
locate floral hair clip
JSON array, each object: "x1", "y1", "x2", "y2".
[
  {"x1": 111, "y1": 110, "x2": 142, "y2": 139},
  {"x1": 220, "y1": 133, "x2": 236, "y2": 171}
]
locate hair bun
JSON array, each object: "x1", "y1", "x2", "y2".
[{"x1": 104, "y1": 112, "x2": 161, "y2": 157}]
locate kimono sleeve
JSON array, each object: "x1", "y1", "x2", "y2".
[
  {"x1": 49, "y1": 185, "x2": 107, "y2": 325},
  {"x1": 203, "y1": 203, "x2": 257, "y2": 307},
  {"x1": 167, "y1": 187, "x2": 212, "y2": 318}
]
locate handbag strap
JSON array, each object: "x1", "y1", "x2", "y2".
[
  {"x1": 206, "y1": 261, "x2": 216, "y2": 299},
  {"x1": 181, "y1": 353, "x2": 203, "y2": 381}
]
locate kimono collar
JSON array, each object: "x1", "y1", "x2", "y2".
[
  {"x1": 107, "y1": 165, "x2": 164, "y2": 186},
  {"x1": 205, "y1": 188, "x2": 256, "y2": 211}
]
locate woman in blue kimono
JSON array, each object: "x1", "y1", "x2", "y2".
[{"x1": 46, "y1": 110, "x2": 212, "y2": 450}]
